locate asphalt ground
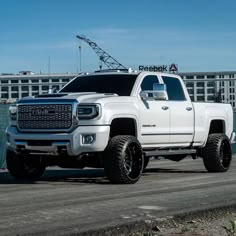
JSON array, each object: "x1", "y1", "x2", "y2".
[{"x1": 0, "y1": 156, "x2": 236, "y2": 235}]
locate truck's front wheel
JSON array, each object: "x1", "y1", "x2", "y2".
[
  {"x1": 6, "y1": 150, "x2": 46, "y2": 180},
  {"x1": 104, "y1": 135, "x2": 143, "y2": 184},
  {"x1": 203, "y1": 134, "x2": 232, "y2": 172}
]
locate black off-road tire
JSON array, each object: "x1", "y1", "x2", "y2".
[
  {"x1": 104, "y1": 135, "x2": 144, "y2": 184},
  {"x1": 6, "y1": 150, "x2": 46, "y2": 180},
  {"x1": 203, "y1": 133, "x2": 232, "y2": 172}
]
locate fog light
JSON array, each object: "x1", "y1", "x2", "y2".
[{"x1": 82, "y1": 134, "x2": 95, "y2": 144}]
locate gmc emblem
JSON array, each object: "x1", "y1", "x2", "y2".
[{"x1": 31, "y1": 108, "x2": 56, "y2": 116}]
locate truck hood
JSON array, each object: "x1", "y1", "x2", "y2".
[{"x1": 17, "y1": 92, "x2": 120, "y2": 104}]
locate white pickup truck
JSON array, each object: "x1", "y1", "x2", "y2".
[{"x1": 6, "y1": 70, "x2": 235, "y2": 184}]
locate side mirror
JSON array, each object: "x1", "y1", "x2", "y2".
[
  {"x1": 153, "y1": 83, "x2": 167, "y2": 100},
  {"x1": 140, "y1": 83, "x2": 168, "y2": 101}
]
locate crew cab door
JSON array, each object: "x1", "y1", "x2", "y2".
[
  {"x1": 138, "y1": 75, "x2": 170, "y2": 146},
  {"x1": 161, "y1": 75, "x2": 194, "y2": 144}
]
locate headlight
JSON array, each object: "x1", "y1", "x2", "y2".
[
  {"x1": 9, "y1": 105, "x2": 17, "y2": 121},
  {"x1": 77, "y1": 105, "x2": 99, "y2": 119}
]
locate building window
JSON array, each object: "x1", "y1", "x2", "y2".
[
  {"x1": 219, "y1": 75, "x2": 225, "y2": 78},
  {"x1": 62, "y1": 78, "x2": 70, "y2": 83},
  {"x1": 31, "y1": 79, "x2": 39, "y2": 83},
  {"x1": 207, "y1": 75, "x2": 215, "y2": 79},
  {"x1": 197, "y1": 89, "x2": 204, "y2": 94},
  {"x1": 207, "y1": 95, "x2": 214, "y2": 101},
  {"x1": 21, "y1": 80, "x2": 28, "y2": 83},
  {"x1": 21, "y1": 93, "x2": 29, "y2": 97},
  {"x1": 32, "y1": 92, "x2": 39, "y2": 96},
  {"x1": 186, "y1": 82, "x2": 193, "y2": 87},
  {"x1": 197, "y1": 96, "x2": 204, "y2": 101},
  {"x1": 11, "y1": 86, "x2": 19, "y2": 91},
  {"x1": 42, "y1": 85, "x2": 49, "y2": 90},
  {"x1": 1, "y1": 87, "x2": 8, "y2": 92},
  {"x1": 1, "y1": 80, "x2": 8, "y2": 84},
  {"x1": 32, "y1": 86, "x2": 39, "y2": 91},
  {"x1": 1, "y1": 93, "x2": 8, "y2": 98},
  {"x1": 52, "y1": 79, "x2": 59, "y2": 82},
  {"x1": 42, "y1": 79, "x2": 49, "y2": 83},
  {"x1": 11, "y1": 93, "x2": 19, "y2": 98},
  {"x1": 187, "y1": 89, "x2": 194, "y2": 94},
  {"x1": 11, "y1": 80, "x2": 19, "y2": 83},
  {"x1": 197, "y1": 82, "x2": 204, "y2": 87},
  {"x1": 196, "y1": 75, "x2": 204, "y2": 79},
  {"x1": 186, "y1": 75, "x2": 194, "y2": 79},
  {"x1": 207, "y1": 82, "x2": 215, "y2": 87},
  {"x1": 21, "y1": 86, "x2": 29, "y2": 91},
  {"x1": 207, "y1": 89, "x2": 215, "y2": 94}
]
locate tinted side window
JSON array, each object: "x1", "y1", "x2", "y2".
[
  {"x1": 141, "y1": 75, "x2": 159, "y2": 91},
  {"x1": 162, "y1": 76, "x2": 185, "y2": 101}
]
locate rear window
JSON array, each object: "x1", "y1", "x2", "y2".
[{"x1": 162, "y1": 76, "x2": 186, "y2": 101}]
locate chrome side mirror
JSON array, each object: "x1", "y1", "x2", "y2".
[
  {"x1": 140, "y1": 83, "x2": 167, "y2": 101},
  {"x1": 153, "y1": 83, "x2": 167, "y2": 100}
]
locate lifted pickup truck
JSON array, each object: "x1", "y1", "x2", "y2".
[{"x1": 6, "y1": 70, "x2": 235, "y2": 184}]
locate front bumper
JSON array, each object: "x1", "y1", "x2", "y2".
[{"x1": 6, "y1": 125, "x2": 110, "y2": 156}]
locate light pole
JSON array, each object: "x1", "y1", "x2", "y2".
[{"x1": 79, "y1": 45, "x2": 82, "y2": 72}]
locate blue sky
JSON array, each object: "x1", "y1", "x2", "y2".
[{"x1": 0, "y1": 0, "x2": 236, "y2": 74}]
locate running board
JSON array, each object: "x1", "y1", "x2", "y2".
[{"x1": 144, "y1": 149, "x2": 197, "y2": 157}]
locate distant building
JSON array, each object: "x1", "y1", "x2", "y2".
[
  {"x1": 179, "y1": 71, "x2": 236, "y2": 109},
  {"x1": 0, "y1": 71, "x2": 236, "y2": 110},
  {"x1": 0, "y1": 73, "x2": 77, "y2": 103}
]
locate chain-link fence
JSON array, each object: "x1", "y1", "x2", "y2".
[{"x1": 0, "y1": 105, "x2": 9, "y2": 168}]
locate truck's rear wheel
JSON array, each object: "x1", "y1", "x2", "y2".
[
  {"x1": 6, "y1": 150, "x2": 46, "y2": 180},
  {"x1": 203, "y1": 134, "x2": 232, "y2": 172},
  {"x1": 104, "y1": 135, "x2": 143, "y2": 184}
]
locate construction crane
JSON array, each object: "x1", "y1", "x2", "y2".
[{"x1": 76, "y1": 35, "x2": 127, "y2": 70}]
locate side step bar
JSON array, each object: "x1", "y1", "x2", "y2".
[{"x1": 144, "y1": 149, "x2": 197, "y2": 157}]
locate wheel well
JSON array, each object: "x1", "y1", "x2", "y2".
[
  {"x1": 209, "y1": 120, "x2": 225, "y2": 134},
  {"x1": 110, "y1": 118, "x2": 137, "y2": 138}
]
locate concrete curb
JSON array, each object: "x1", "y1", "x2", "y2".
[{"x1": 73, "y1": 205, "x2": 236, "y2": 236}]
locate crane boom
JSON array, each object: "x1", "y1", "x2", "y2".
[{"x1": 76, "y1": 35, "x2": 127, "y2": 70}]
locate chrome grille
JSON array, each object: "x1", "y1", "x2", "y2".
[{"x1": 18, "y1": 104, "x2": 72, "y2": 130}]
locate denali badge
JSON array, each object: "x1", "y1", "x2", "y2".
[{"x1": 31, "y1": 108, "x2": 56, "y2": 116}]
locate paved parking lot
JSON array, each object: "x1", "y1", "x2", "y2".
[{"x1": 0, "y1": 157, "x2": 236, "y2": 235}]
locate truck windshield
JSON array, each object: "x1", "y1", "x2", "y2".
[{"x1": 60, "y1": 74, "x2": 138, "y2": 96}]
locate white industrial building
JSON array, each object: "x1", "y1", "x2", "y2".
[
  {"x1": 179, "y1": 71, "x2": 236, "y2": 109},
  {"x1": 0, "y1": 73, "x2": 77, "y2": 103},
  {"x1": 0, "y1": 71, "x2": 235, "y2": 109}
]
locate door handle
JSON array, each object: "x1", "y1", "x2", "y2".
[
  {"x1": 162, "y1": 106, "x2": 169, "y2": 110},
  {"x1": 186, "y1": 107, "x2": 192, "y2": 111}
]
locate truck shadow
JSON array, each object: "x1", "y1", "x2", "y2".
[
  {"x1": 0, "y1": 167, "x2": 207, "y2": 185},
  {"x1": 0, "y1": 169, "x2": 110, "y2": 185},
  {"x1": 143, "y1": 167, "x2": 207, "y2": 174}
]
